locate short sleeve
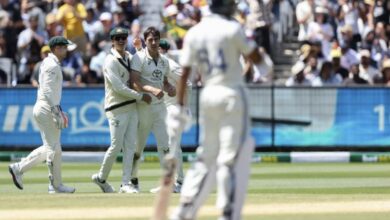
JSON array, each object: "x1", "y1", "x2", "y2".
[
  {"x1": 179, "y1": 31, "x2": 195, "y2": 67},
  {"x1": 130, "y1": 52, "x2": 143, "y2": 72}
]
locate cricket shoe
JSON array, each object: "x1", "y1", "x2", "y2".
[
  {"x1": 92, "y1": 173, "x2": 115, "y2": 193},
  {"x1": 128, "y1": 178, "x2": 140, "y2": 193},
  {"x1": 150, "y1": 181, "x2": 182, "y2": 193},
  {"x1": 169, "y1": 203, "x2": 194, "y2": 220},
  {"x1": 9, "y1": 163, "x2": 23, "y2": 190},
  {"x1": 119, "y1": 184, "x2": 139, "y2": 193},
  {"x1": 48, "y1": 183, "x2": 76, "y2": 194}
]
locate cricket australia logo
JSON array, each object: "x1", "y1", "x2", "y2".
[{"x1": 152, "y1": 69, "x2": 163, "y2": 81}]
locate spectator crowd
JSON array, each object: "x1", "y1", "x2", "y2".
[{"x1": 0, "y1": 0, "x2": 389, "y2": 87}]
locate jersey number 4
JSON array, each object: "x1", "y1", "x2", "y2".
[{"x1": 197, "y1": 48, "x2": 227, "y2": 74}]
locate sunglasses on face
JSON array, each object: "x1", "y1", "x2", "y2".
[{"x1": 114, "y1": 36, "x2": 127, "y2": 41}]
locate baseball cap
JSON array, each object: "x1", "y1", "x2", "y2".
[
  {"x1": 110, "y1": 27, "x2": 129, "y2": 39},
  {"x1": 359, "y1": 49, "x2": 371, "y2": 58},
  {"x1": 382, "y1": 59, "x2": 390, "y2": 72},
  {"x1": 165, "y1": 4, "x2": 178, "y2": 17},
  {"x1": 99, "y1": 12, "x2": 112, "y2": 21},
  {"x1": 331, "y1": 48, "x2": 342, "y2": 58},
  {"x1": 341, "y1": 25, "x2": 353, "y2": 34},
  {"x1": 48, "y1": 36, "x2": 72, "y2": 48},
  {"x1": 315, "y1": 6, "x2": 328, "y2": 14},
  {"x1": 159, "y1": 39, "x2": 171, "y2": 50},
  {"x1": 41, "y1": 45, "x2": 51, "y2": 53}
]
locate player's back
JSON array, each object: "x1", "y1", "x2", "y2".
[{"x1": 181, "y1": 14, "x2": 255, "y2": 87}]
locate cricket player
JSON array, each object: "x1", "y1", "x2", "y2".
[
  {"x1": 128, "y1": 27, "x2": 176, "y2": 193},
  {"x1": 169, "y1": 0, "x2": 262, "y2": 219},
  {"x1": 8, "y1": 36, "x2": 76, "y2": 193},
  {"x1": 91, "y1": 27, "x2": 152, "y2": 193},
  {"x1": 149, "y1": 39, "x2": 193, "y2": 194}
]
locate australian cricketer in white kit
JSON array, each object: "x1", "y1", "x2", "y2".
[
  {"x1": 169, "y1": 0, "x2": 262, "y2": 219},
  {"x1": 8, "y1": 36, "x2": 75, "y2": 193},
  {"x1": 128, "y1": 27, "x2": 176, "y2": 193},
  {"x1": 91, "y1": 27, "x2": 152, "y2": 193},
  {"x1": 149, "y1": 39, "x2": 193, "y2": 194}
]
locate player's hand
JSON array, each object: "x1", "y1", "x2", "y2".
[
  {"x1": 50, "y1": 105, "x2": 69, "y2": 129},
  {"x1": 153, "y1": 89, "x2": 164, "y2": 99},
  {"x1": 166, "y1": 105, "x2": 192, "y2": 136},
  {"x1": 141, "y1": 93, "x2": 152, "y2": 104},
  {"x1": 164, "y1": 84, "x2": 176, "y2": 97},
  {"x1": 133, "y1": 37, "x2": 142, "y2": 51}
]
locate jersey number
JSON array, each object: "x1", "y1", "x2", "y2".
[{"x1": 197, "y1": 48, "x2": 227, "y2": 74}]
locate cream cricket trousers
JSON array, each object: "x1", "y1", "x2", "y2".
[
  {"x1": 17, "y1": 102, "x2": 63, "y2": 187},
  {"x1": 166, "y1": 104, "x2": 185, "y2": 184},
  {"x1": 173, "y1": 85, "x2": 254, "y2": 220},
  {"x1": 131, "y1": 102, "x2": 169, "y2": 179},
  {"x1": 98, "y1": 106, "x2": 138, "y2": 184}
]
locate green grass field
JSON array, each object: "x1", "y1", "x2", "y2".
[{"x1": 1, "y1": 162, "x2": 390, "y2": 219}]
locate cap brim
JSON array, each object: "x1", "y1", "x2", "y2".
[{"x1": 64, "y1": 40, "x2": 75, "y2": 50}]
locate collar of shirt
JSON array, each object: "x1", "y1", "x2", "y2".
[
  {"x1": 110, "y1": 48, "x2": 130, "y2": 62},
  {"x1": 145, "y1": 48, "x2": 161, "y2": 63},
  {"x1": 48, "y1": 53, "x2": 60, "y2": 65}
]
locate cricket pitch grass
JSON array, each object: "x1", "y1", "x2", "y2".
[{"x1": 1, "y1": 162, "x2": 390, "y2": 219}]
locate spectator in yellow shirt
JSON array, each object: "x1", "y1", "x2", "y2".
[{"x1": 56, "y1": 0, "x2": 88, "y2": 54}]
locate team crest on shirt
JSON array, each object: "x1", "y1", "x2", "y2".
[{"x1": 152, "y1": 69, "x2": 163, "y2": 81}]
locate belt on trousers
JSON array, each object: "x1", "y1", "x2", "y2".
[{"x1": 105, "y1": 100, "x2": 136, "y2": 112}]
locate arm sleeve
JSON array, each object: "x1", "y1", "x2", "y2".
[
  {"x1": 40, "y1": 66, "x2": 59, "y2": 106},
  {"x1": 104, "y1": 58, "x2": 142, "y2": 100},
  {"x1": 77, "y1": 4, "x2": 87, "y2": 19},
  {"x1": 179, "y1": 32, "x2": 196, "y2": 67},
  {"x1": 167, "y1": 59, "x2": 182, "y2": 83},
  {"x1": 56, "y1": 6, "x2": 65, "y2": 22},
  {"x1": 130, "y1": 52, "x2": 143, "y2": 72}
]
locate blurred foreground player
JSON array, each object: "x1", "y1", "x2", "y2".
[{"x1": 169, "y1": 0, "x2": 262, "y2": 219}]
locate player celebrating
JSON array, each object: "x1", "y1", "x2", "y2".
[
  {"x1": 91, "y1": 27, "x2": 151, "y2": 193},
  {"x1": 8, "y1": 36, "x2": 76, "y2": 193},
  {"x1": 149, "y1": 39, "x2": 193, "y2": 194},
  {"x1": 169, "y1": 0, "x2": 262, "y2": 219},
  {"x1": 128, "y1": 27, "x2": 176, "y2": 193}
]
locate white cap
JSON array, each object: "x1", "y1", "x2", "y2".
[
  {"x1": 359, "y1": 49, "x2": 371, "y2": 58},
  {"x1": 165, "y1": 4, "x2": 178, "y2": 17},
  {"x1": 315, "y1": 6, "x2": 328, "y2": 14},
  {"x1": 99, "y1": 12, "x2": 112, "y2": 21}
]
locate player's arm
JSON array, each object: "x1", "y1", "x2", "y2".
[
  {"x1": 104, "y1": 59, "x2": 145, "y2": 101},
  {"x1": 40, "y1": 65, "x2": 68, "y2": 129},
  {"x1": 163, "y1": 77, "x2": 176, "y2": 97},
  {"x1": 40, "y1": 66, "x2": 59, "y2": 107},
  {"x1": 177, "y1": 66, "x2": 191, "y2": 106},
  {"x1": 130, "y1": 69, "x2": 164, "y2": 99}
]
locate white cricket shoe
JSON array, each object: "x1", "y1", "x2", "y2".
[
  {"x1": 48, "y1": 183, "x2": 76, "y2": 194},
  {"x1": 9, "y1": 163, "x2": 23, "y2": 190},
  {"x1": 127, "y1": 183, "x2": 140, "y2": 193},
  {"x1": 170, "y1": 204, "x2": 194, "y2": 220},
  {"x1": 92, "y1": 173, "x2": 115, "y2": 193},
  {"x1": 119, "y1": 184, "x2": 139, "y2": 193}
]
